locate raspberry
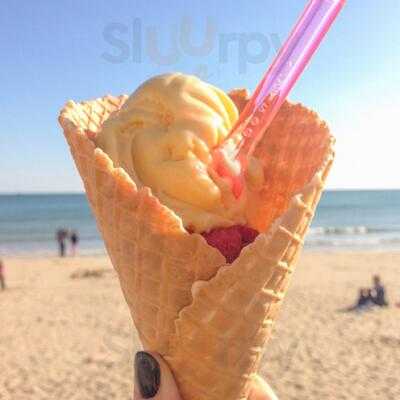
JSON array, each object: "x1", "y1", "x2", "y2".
[{"x1": 201, "y1": 225, "x2": 259, "y2": 263}]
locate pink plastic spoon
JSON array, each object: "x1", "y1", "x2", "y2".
[{"x1": 213, "y1": 0, "x2": 346, "y2": 197}]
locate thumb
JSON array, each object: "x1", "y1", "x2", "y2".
[{"x1": 134, "y1": 351, "x2": 182, "y2": 400}]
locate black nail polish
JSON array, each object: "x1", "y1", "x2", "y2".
[{"x1": 135, "y1": 352, "x2": 161, "y2": 398}]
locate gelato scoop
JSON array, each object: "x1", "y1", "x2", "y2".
[{"x1": 96, "y1": 73, "x2": 263, "y2": 232}]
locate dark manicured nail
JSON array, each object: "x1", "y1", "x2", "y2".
[{"x1": 135, "y1": 352, "x2": 161, "y2": 398}]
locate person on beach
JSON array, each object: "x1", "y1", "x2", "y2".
[
  {"x1": 0, "y1": 258, "x2": 6, "y2": 291},
  {"x1": 70, "y1": 230, "x2": 79, "y2": 256},
  {"x1": 371, "y1": 275, "x2": 388, "y2": 307},
  {"x1": 56, "y1": 228, "x2": 68, "y2": 257},
  {"x1": 344, "y1": 288, "x2": 374, "y2": 311},
  {"x1": 358, "y1": 288, "x2": 374, "y2": 308}
]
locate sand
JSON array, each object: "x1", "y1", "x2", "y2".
[{"x1": 0, "y1": 251, "x2": 399, "y2": 400}]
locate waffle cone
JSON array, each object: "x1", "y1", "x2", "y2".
[{"x1": 59, "y1": 90, "x2": 334, "y2": 400}]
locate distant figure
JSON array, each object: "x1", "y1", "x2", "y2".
[
  {"x1": 70, "y1": 230, "x2": 79, "y2": 256},
  {"x1": 358, "y1": 288, "x2": 374, "y2": 308},
  {"x1": 348, "y1": 288, "x2": 374, "y2": 311},
  {"x1": 0, "y1": 258, "x2": 5, "y2": 291},
  {"x1": 372, "y1": 275, "x2": 388, "y2": 307},
  {"x1": 341, "y1": 288, "x2": 374, "y2": 312},
  {"x1": 56, "y1": 228, "x2": 68, "y2": 257}
]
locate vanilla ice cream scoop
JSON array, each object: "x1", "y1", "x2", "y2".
[{"x1": 96, "y1": 73, "x2": 263, "y2": 232}]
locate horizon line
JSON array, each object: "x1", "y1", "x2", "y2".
[{"x1": 1, "y1": 188, "x2": 400, "y2": 196}]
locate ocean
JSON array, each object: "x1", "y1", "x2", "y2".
[{"x1": 0, "y1": 191, "x2": 399, "y2": 256}]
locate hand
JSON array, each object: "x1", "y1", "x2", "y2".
[{"x1": 134, "y1": 351, "x2": 278, "y2": 400}]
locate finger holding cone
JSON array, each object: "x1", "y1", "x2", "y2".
[{"x1": 59, "y1": 88, "x2": 334, "y2": 400}]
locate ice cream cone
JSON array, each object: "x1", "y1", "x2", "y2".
[{"x1": 59, "y1": 90, "x2": 334, "y2": 400}]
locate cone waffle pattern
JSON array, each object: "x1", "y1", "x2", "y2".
[{"x1": 59, "y1": 91, "x2": 334, "y2": 400}]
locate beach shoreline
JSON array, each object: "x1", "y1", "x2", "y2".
[{"x1": 1, "y1": 251, "x2": 399, "y2": 399}]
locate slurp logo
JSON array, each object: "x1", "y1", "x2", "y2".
[{"x1": 102, "y1": 17, "x2": 281, "y2": 77}]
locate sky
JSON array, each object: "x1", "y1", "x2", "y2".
[{"x1": 1, "y1": 0, "x2": 399, "y2": 193}]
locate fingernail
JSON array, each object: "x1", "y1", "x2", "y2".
[{"x1": 134, "y1": 352, "x2": 161, "y2": 398}]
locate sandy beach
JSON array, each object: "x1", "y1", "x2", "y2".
[{"x1": 1, "y1": 251, "x2": 399, "y2": 400}]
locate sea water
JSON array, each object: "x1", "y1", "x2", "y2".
[{"x1": 0, "y1": 191, "x2": 399, "y2": 256}]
